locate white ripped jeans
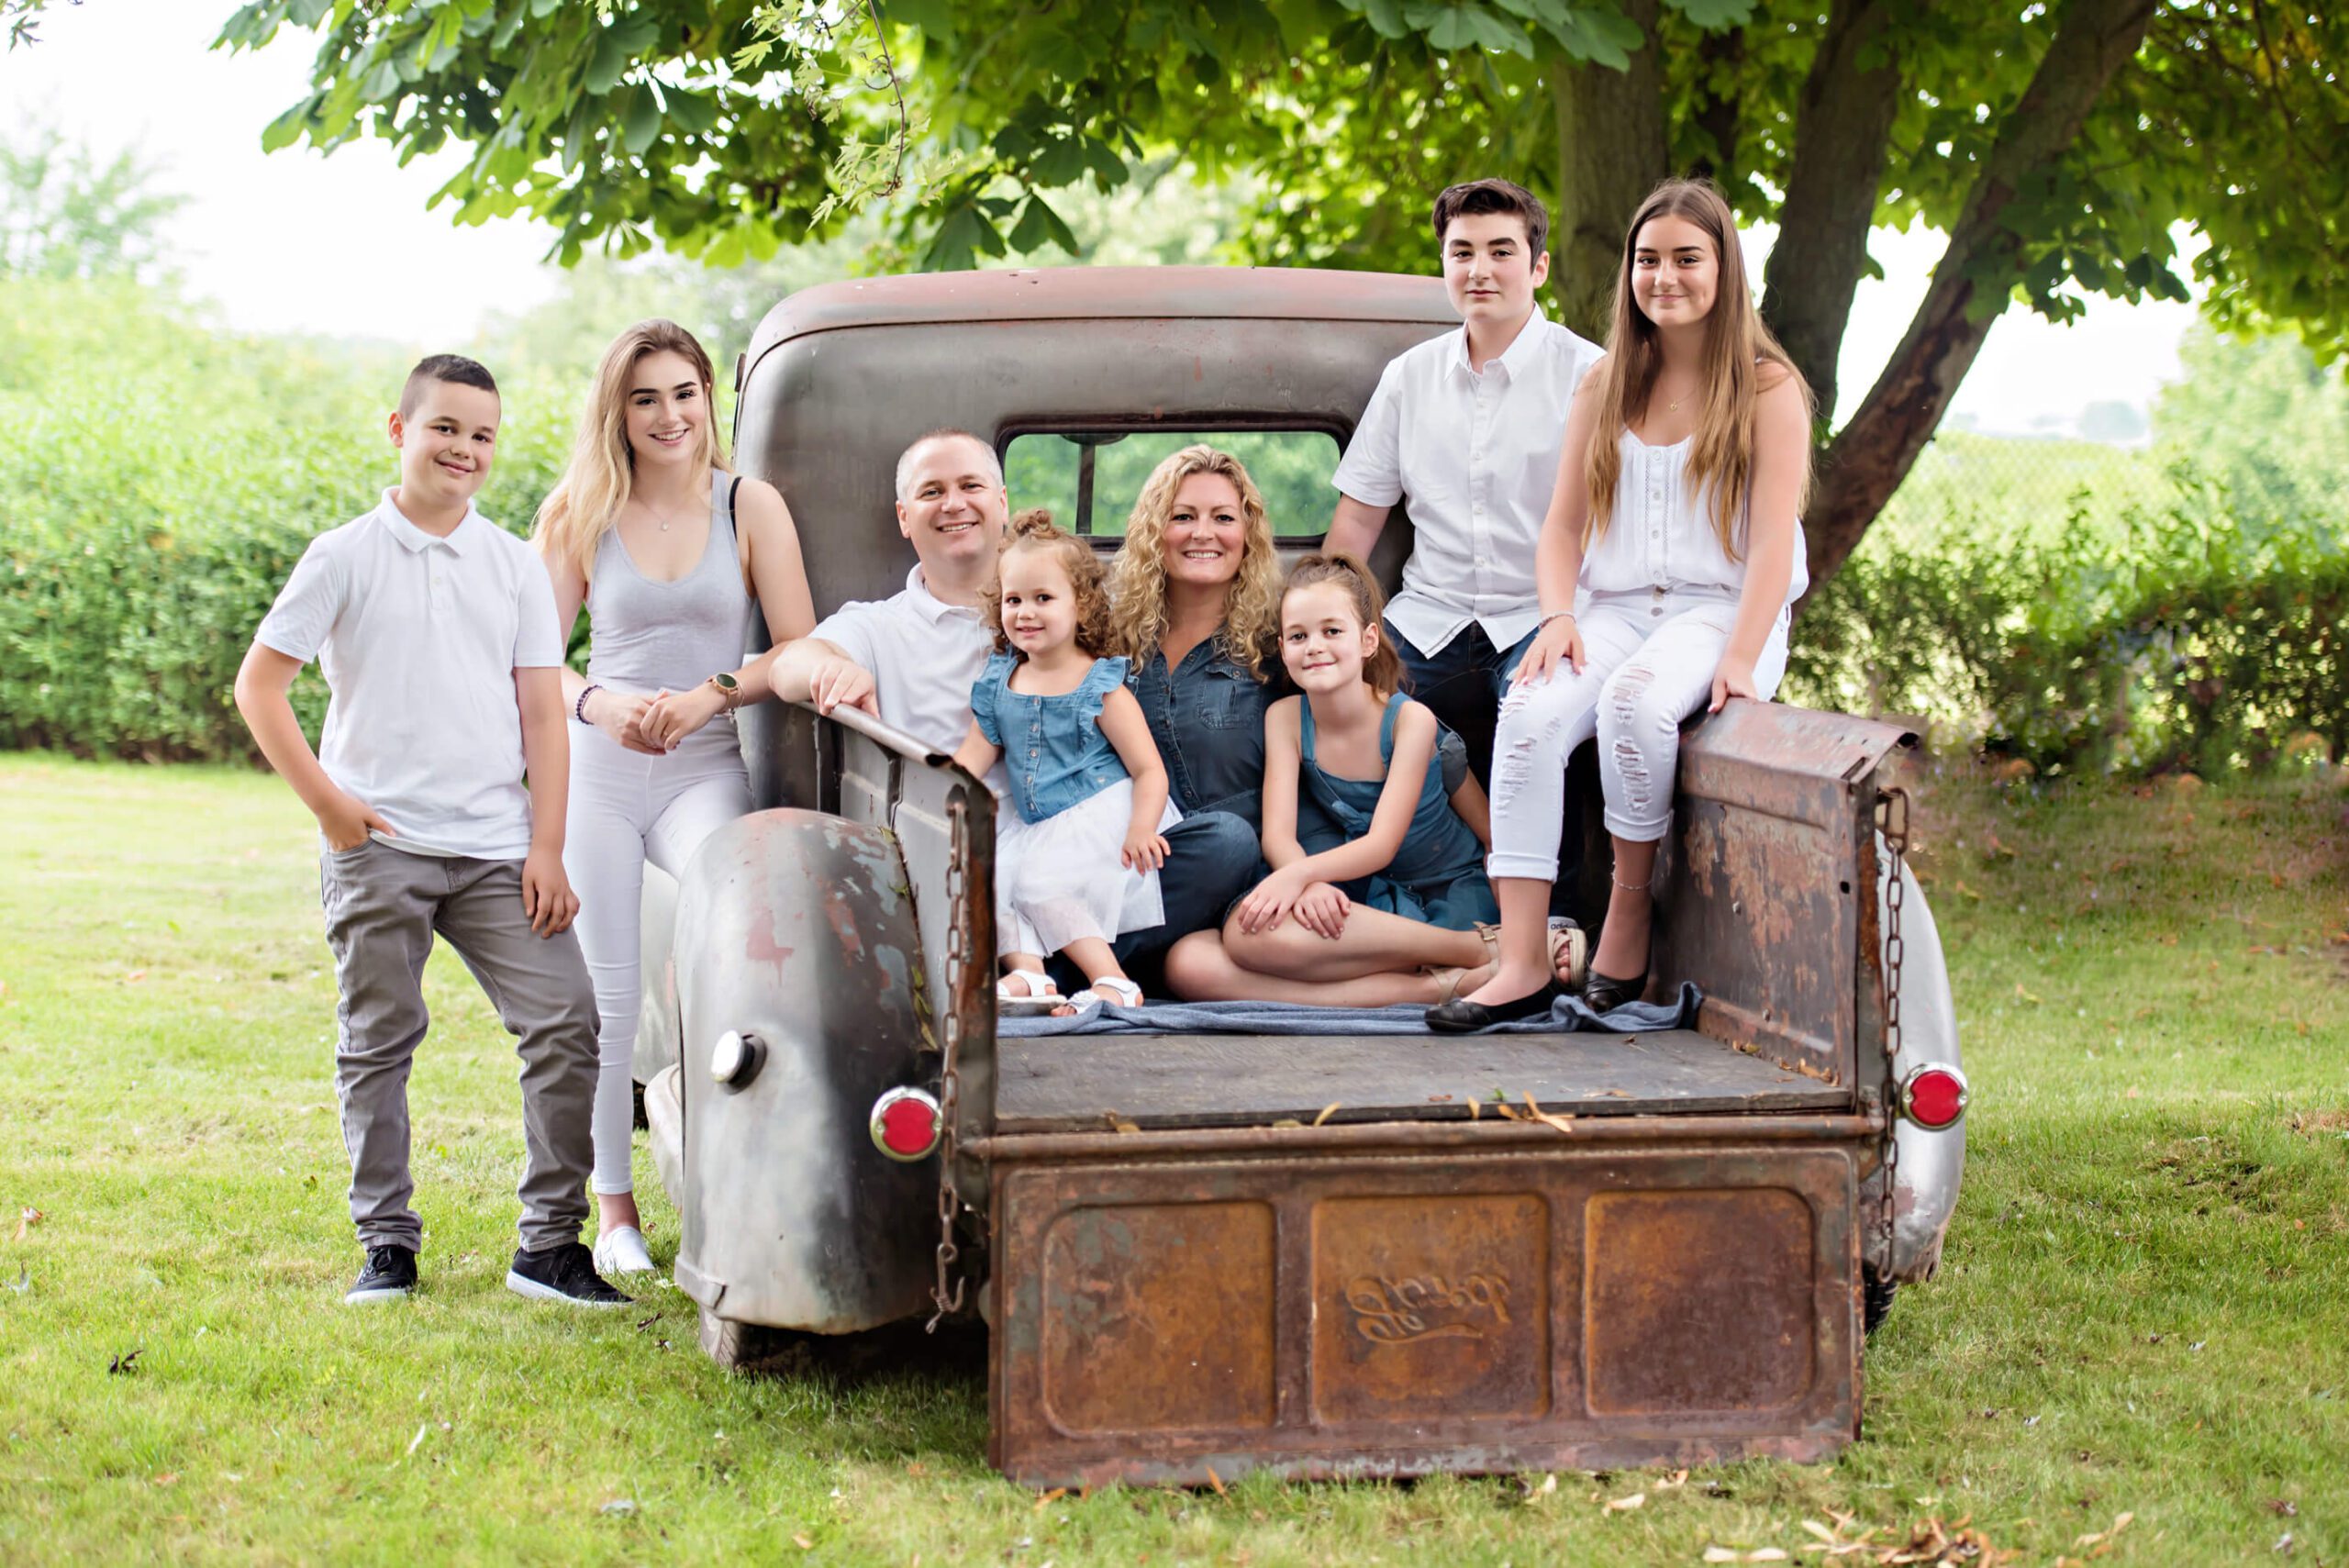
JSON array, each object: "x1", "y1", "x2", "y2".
[
  {"x1": 565, "y1": 721, "x2": 751, "y2": 1195},
  {"x1": 1486, "y1": 587, "x2": 1789, "y2": 882}
]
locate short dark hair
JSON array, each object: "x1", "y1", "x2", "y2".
[
  {"x1": 399, "y1": 353, "x2": 499, "y2": 418},
  {"x1": 1431, "y1": 178, "x2": 1550, "y2": 259}
]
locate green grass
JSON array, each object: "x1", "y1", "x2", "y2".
[{"x1": 2, "y1": 755, "x2": 2343, "y2": 1564}]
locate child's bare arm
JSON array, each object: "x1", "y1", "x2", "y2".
[
  {"x1": 950, "y1": 718, "x2": 1002, "y2": 782},
  {"x1": 516, "y1": 665, "x2": 579, "y2": 937},
  {"x1": 233, "y1": 640, "x2": 386, "y2": 849},
  {"x1": 1256, "y1": 698, "x2": 1305, "y2": 869},
  {"x1": 1097, "y1": 686, "x2": 1171, "y2": 871}
]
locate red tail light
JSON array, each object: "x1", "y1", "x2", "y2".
[
  {"x1": 1898, "y1": 1063, "x2": 1969, "y2": 1131},
  {"x1": 870, "y1": 1086, "x2": 943, "y2": 1161}
]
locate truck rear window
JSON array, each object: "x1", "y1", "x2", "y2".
[{"x1": 1003, "y1": 430, "x2": 1341, "y2": 542}]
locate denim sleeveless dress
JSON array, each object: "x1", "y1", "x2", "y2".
[
  {"x1": 1297, "y1": 691, "x2": 1497, "y2": 931},
  {"x1": 974, "y1": 652, "x2": 1183, "y2": 957}
]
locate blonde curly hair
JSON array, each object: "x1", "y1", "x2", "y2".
[
  {"x1": 983, "y1": 509, "x2": 1117, "y2": 658},
  {"x1": 1107, "y1": 445, "x2": 1282, "y2": 679}
]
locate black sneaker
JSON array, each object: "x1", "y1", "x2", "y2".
[
  {"x1": 345, "y1": 1245, "x2": 417, "y2": 1305},
  {"x1": 505, "y1": 1240, "x2": 631, "y2": 1308}
]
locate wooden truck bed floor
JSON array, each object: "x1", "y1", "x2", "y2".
[{"x1": 996, "y1": 1029, "x2": 1842, "y2": 1132}]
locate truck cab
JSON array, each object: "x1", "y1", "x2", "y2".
[{"x1": 632, "y1": 266, "x2": 1966, "y2": 1486}]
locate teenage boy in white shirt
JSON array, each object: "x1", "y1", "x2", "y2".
[
  {"x1": 1327, "y1": 178, "x2": 1605, "y2": 790},
  {"x1": 235, "y1": 355, "x2": 626, "y2": 1311}
]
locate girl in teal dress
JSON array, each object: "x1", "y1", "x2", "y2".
[{"x1": 1222, "y1": 555, "x2": 1533, "y2": 997}]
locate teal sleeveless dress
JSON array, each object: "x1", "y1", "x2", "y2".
[{"x1": 1296, "y1": 691, "x2": 1498, "y2": 931}]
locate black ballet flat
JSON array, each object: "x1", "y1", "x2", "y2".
[
  {"x1": 1425, "y1": 979, "x2": 1563, "y2": 1035},
  {"x1": 1581, "y1": 969, "x2": 1651, "y2": 1015}
]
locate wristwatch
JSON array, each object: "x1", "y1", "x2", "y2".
[{"x1": 705, "y1": 671, "x2": 742, "y2": 711}]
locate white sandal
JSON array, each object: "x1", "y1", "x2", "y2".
[
  {"x1": 1089, "y1": 972, "x2": 1146, "y2": 1009},
  {"x1": 997, "y1": 970, "x2": 1063, "y2": 1017}
]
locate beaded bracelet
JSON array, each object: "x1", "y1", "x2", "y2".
[{"x1": 573, "y1": 683, "x2": 603, "y2": 724}]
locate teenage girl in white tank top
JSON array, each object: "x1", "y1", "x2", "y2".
[
  {"x1": 1431, "y1": 178, "x2": 1812, "y2": 1030},
  {"x1": 532, "y1": 320, "x2": 815, "y2": 1274}
]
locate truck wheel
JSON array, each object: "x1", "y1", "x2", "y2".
[
  {"x1": 1863, "y1": 1264, "x2": 1898, "y2": 1336},
  {"x1": 697, "y1": 1304, "x2": 803, "y2": 1375}
]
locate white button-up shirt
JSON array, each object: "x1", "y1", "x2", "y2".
[
  {"x1": 255, "y1": 491, "x2": 565, "y2": 859},
  {"x1": 1333, "y1": 312, "x2": 1604, "y2": 657},
  {"x1": 809, "y1": 565, "x2": 1005, "y2": 790}
]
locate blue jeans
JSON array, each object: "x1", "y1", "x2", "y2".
[
  {"x1": 1387, "y1": 619, "x2": 1540, "y2": 788},
  {"x1": 1048, "y1": 809, "x2": 1261, "y2": 995},
  {"x1": 1388, "y1": 618, "x2": 1588, "y2": 917}
]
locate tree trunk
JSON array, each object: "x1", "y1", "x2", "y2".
[
  {"x1": 1548, "y1": 0, "x2": 1667, "y2": 341},
  {"x1": 1759, "y1": 0, "x2": 1904, "y2": 424},
  {"x1": 1806, "y1": 0, "x2": 2157, "y2": 587}
]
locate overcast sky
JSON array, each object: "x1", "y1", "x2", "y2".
[{"x1": 5, "y1": 0, "x2": 2204, "y2": 435}]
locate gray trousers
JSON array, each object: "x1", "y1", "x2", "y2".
[{"x1": 319, "y1": 840, "x2": 598, "y2": 1253}]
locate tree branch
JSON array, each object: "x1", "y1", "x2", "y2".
[
  {"x1": 1806, "y1": 0, "x2": 2158, "y2": 589},
  {"x1": 1758, "y1": 0, "x2": 1903, "y2": 424}
]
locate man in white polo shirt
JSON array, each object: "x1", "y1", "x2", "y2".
[
  {"x1": 772, "y1": 428, "x2": 1009, "y2": 761},
  {"x1": 1326, "y1": 177, "x2": 1606, "y2": 790},
  {"x1": 236, "y1": 353, "x2": 623, "y2": 1312}
]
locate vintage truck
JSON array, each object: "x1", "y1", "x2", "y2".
[{"x1": 628, "y1": 267, "x2": 1967, "y2": 1488}]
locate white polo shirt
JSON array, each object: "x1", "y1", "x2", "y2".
[
  {"x1": 256, "y1": 491, "x2": 564, "y2": 860},
  {"x1": 809, "y1": 565, "x2": 1001, "y2": 780},
  {"x1": 1333, "y1": 311, "x2": 1604, "y2": 658}
]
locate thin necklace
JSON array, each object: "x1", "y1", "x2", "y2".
[{"x1": 639, "y1": 494, "x2": 696, "y2": 533}]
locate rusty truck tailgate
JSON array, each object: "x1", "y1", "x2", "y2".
[{"x1": 995, "y1": 1029, "x2": 1844, "y2": 1131}]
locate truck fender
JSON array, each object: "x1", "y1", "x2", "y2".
[
  {"x1": 668, "y1": 808, "x2": 939, "y2": 1335},
  {"x1": 1875, "y1": 844, "x2": 1965, "y2": 1283}
]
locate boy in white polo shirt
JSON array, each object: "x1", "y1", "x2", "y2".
[
  {"x1": 235, "y1": 354, "x2": 626, "y2": 1310},
  {"x1": 1327, "y1": 178, "x2": 1606, "y2": 789}
]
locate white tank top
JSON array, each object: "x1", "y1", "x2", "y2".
[{"x1": 1582, "y1": 431, "x2": 1808, "y2": 605}]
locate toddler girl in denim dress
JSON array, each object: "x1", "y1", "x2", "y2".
[{"x1": 952, "y1": 511, "x2": 1181, "y2": 1012}]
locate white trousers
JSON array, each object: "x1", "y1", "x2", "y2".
[
  {"x1": 1487, "y1": 588, "x2": 1788, "y2": 882},
  {"x1": 565, "y1": 723, "x2": 751, "y2": 1195}
]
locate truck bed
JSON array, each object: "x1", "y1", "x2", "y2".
[{"x1": 996, "y1": 1029, "x2": 1842, "y2": 1132}]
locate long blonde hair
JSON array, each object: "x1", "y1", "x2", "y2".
[
  {"x1": 533, "y1": 319, "x2": 730, "y2": 581},
  {"x1": 1582, "y1": 179, "x2": 1811, "y2": 560},
  {"x1": 1108, "y1": 445, "x2": 1281, "y2": 680}
]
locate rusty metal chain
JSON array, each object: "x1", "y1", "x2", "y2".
[
  {"x1": 1876, "y1": 785, "x2": 1910, "y2": 1262},
  {"x1": 927, "y1": 795, "x2": 971, "y2": 1331}
]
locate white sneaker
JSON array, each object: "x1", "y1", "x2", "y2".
[{"x1": 593, "y1": 1226, "x2": 657, "y2": 1277}]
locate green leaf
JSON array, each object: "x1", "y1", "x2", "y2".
[
  {"x1": 585, "y1": 17, "x2": 657, "y2": 95},
  {"x1": 1532, "y1": 6, "x2": 1641, "y2": 66},
  {"x1": 1407, "y1": 2, "x2": 1528, "y2": 57},
  {"x1": 1008, "y1": 192, "x2": 1079, "y2": 256},
  {"x1": 1662, "y1": 0, "x2": 1753, "y2": 28},
  {"x1": 1355, "y1": 0, "x2": 1409, "y2": 37},
  {"x1": 620, "y1": 83, "x2": 662, "y2": 156},
  {"x1": 663, "y1": 87, "x2": 717, "y2": 136},
  {"x1": 260, "y1": 98, "x2": 315, "y2": 153}
]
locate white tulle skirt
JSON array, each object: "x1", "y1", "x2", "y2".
[{"x1": 994, "y1": 780, "x2": 1183, "y2": 957}]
